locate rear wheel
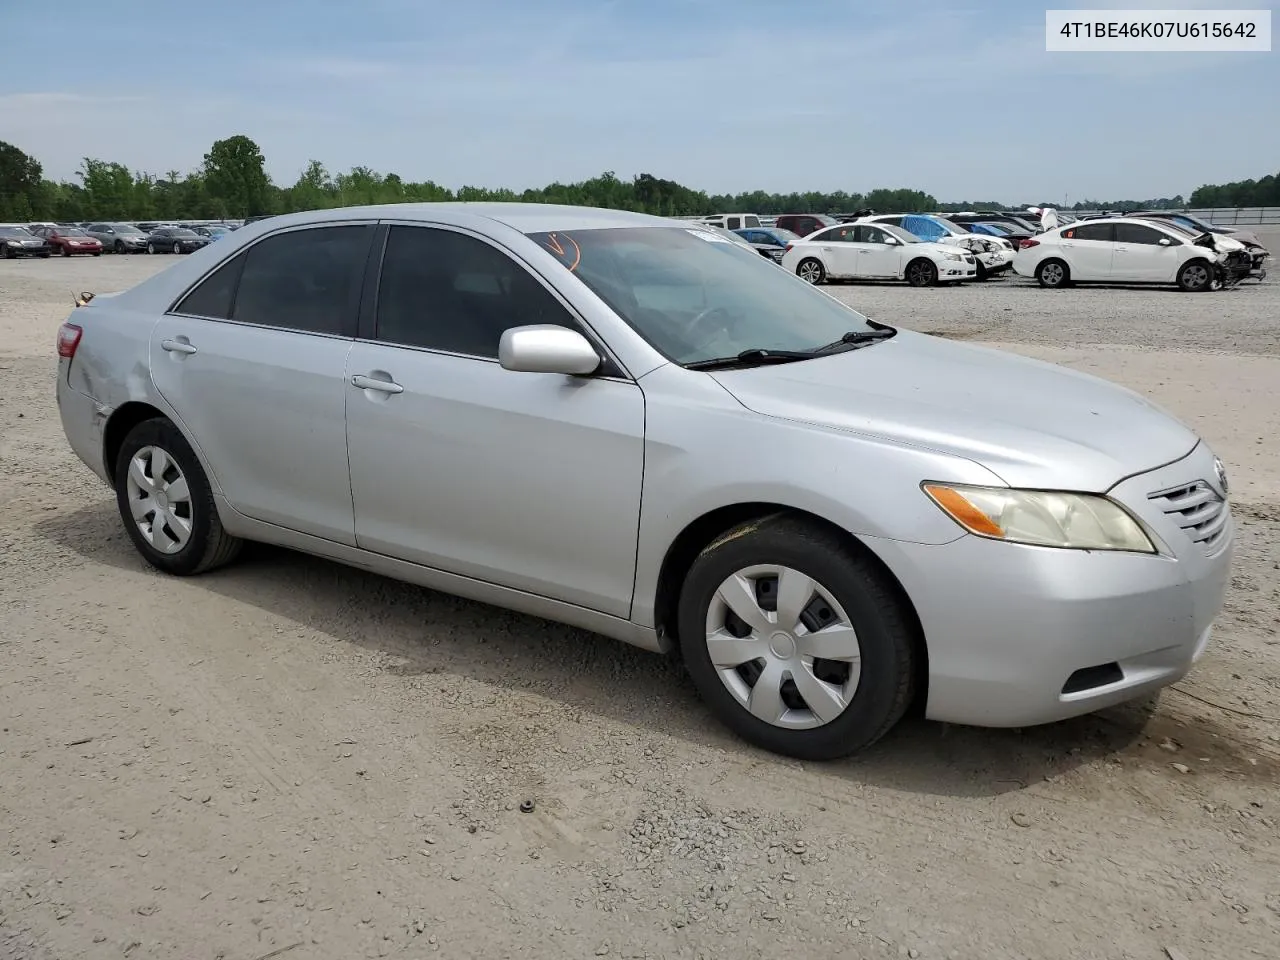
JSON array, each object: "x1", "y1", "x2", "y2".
[
  {"x1": 796, "y1": 258, "x2": 825, "y2": 284},
  {"x1": 113, "y1": 417, "x2": 243, "y2": 576},
  {"x1": 678, "y1": 515, "x2": 918, "y2": 760},
  {"x1": 905, "y1": 258, "x2": 937, "y2": 287},
  {"x1": 1035, "y1": 258, "x2": 1070, "y2": 288}
]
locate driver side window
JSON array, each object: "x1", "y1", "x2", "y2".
[{"x1": 374, "y1": 225, "x2": 585, "y2": 360}]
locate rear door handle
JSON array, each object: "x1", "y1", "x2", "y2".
[
  {"x1": 351, "y1": 374, "x2": 403, "y2": 394},
  {"x1": 161, "y1": 338, "x2": 197, "y2": 355}
]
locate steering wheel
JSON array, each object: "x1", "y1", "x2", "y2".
[{"x1": 684, "y1": 305, "x2": 736, "y2": 353}]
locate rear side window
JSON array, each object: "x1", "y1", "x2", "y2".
[
  {"x1": 1062, "y1": 222, "x2": 1113, "y2": 242},
  {"x1": 175, "y1": 251, "x2": 247, "y2": 319},
  {"x1": 743, "y1": 216, "x2": 760, "y2": 228},
  {"x1": 232, "y1": 225, "x2": 371, "y2": 335}
]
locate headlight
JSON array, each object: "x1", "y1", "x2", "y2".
[
  {"x1": 5, "y1": 240, "x2": 19, "y2": 247},
  {"x1": 942, "y1": 251, "x2": 962, "y2": 262},
  {"x1": 922, "y1": 483, "x2": 1157, "y2": 553}
]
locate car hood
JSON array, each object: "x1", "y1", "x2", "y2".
[{"x1": 708, "y1": 329, "x2": 1198, "y2": 492}]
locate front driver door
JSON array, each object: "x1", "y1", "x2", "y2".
[
  {"x1": 344, "y1": 223, "x2": 645, "y2": 617},
  {"x1": 1112, "y1": 221, "x2": 1180, "y2": 282}
]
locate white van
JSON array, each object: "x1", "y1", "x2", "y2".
[{"x1": 698, "y1": 213, "x2": 763, "y2": 231}]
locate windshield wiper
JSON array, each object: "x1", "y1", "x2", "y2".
[
  {"x1": 811, "y1": 327, "x2": 897, "y2": 354},
  {"x1": 685, "y1": 348, "x2": 815, "y2": 371}
]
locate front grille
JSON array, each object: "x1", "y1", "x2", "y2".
[{"x1": 1147, "y1": 480, "x2": 1228, "y2": 553}]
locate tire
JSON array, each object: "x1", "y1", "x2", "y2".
[
  {"x1": 146, "y1": 243, "x2": 155, "y2": 254},
  {"x1": 61, "y1": 246, "x2": 71, "y2": 257},
  {"x1": 1035, "y1": 258, "x2": 1070, "y2": 288},
  {"x1": 1177, "y1": 259, "x2": 1213, "y2": 292},
  {"x1": 39, "y1": 252, "x2": 51, "y2": 259},
  {"x1": 796, "y1": 258, "x2": 825, "y2": 284},
  {"x1": 677, "y1": 515, "x2": 919, "y2": 761},
  {"x1": 974, "y1": 260, "x2": 988, "y2": 281},
  {"x1": 905, "y1": 258, "x2": 937, "y2": 287},
  {"x1": 113, "y1": 417, "x2": 243, "y2": 576},
  {"x1": 172, "y1": 242, "x2": 182, "y2": 255},
  {"x1": 114, "y1": 240, "x2": 125, "y2": 254},
  {"x1": 93, "y1": 251, "x2": 102, "y2": 257}
]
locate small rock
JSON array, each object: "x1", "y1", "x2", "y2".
[
  {"x1": 595, "y1": 945, "x2": 610, "y2": 956},
  {"x1": 1010, "y1": 812, "x2": 1032, "y2": 828},
  {"x1": 1171, "y1": 762, "x2": 1192, "y2": 775},
  {"x1": 1159, "y1": 738, "x2": 1181, "y2": 752}
]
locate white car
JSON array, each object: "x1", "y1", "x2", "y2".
[
  {"x1": 859, "y1": 214, "x2": 1015, "y2": 280},
  {"x1": 780, "y1": 221, "x2": 978, "y2": 286},
  {"x1": 1014, "y1": 217, "x2": 1250, "y2": 292}
]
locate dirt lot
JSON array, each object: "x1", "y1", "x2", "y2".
[{"x1": 2, "y1": 255, "x2": 1278, "y2": 960}]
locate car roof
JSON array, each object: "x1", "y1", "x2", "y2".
[{"x1": 241, "y1": 202, "x2": 676, "y2": 235}]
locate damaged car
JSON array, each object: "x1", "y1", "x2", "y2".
[{"x1": 1014, "y1": 216, "x2": 1251, "y2": 292}]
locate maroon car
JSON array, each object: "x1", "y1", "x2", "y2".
[{"x1": 33, "y1": 226, "x2": 103, "y2": 257}]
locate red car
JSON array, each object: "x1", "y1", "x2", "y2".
[{"x1": 33, "y1": 226, "x2": 103, "y2": 257}]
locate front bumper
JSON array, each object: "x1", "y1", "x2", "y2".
[
  {"x1": 865, "y1": 442, "x2": 1233, "y2": 728},
  {"x1": 939, "y1": 257, "x2": 977, "y2": 279}
]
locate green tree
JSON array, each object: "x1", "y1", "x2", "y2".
[
  {"x1": 202, "y1": 135, "x2": 272, "y2": 217},
  {"x1": 0, "y1": 140, "x2": 45, "y2": 220}
]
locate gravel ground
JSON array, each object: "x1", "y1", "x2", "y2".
[{"x1": 2, "y1": 256, "x2": 1278, "y2": 960}]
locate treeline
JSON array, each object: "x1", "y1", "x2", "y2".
[{"x1": 1, "y1": 135, "x2": 1274, "y2": 223}]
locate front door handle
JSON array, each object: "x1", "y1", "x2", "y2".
[
  {"x1": 161, "y1": 338, "x2": 197, "y2": 355},
  {"x1": 351, "y1": 374, "x2": 403, "y2": 394}
]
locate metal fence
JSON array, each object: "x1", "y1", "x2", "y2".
[{"x1": 1059, "y1": 207, "x2": 1280, "y2": 225}]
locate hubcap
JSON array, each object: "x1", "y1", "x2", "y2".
[
  {"x1": 704, "y1": 564, "x2": 862, "y2": 730},
  {"x1": 1185, "y1": 264, "x2": 1208, "y2": 288},
  {"x1": 1043, "y1": 263, "x2": 1063, "y2": 285},
  {"x1": 799, "y1": 262, "x2": 821, "y2": 283},
  {"x1": 125, "y1": 445, "x2": 193, "y2": 554},
  {"x1": 909, "y1": 263, "x2": 930, "y2": 285}
]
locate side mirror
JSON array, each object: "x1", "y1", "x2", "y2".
[
  {"x1": 499, "y1": 324, "x2": 601, "y2": 376},
  {"x1": 884, "y1": 236, "x2": 899, "y2": 245},
  {"x1": 1158, "y1": 237, "x2": 1172, "y2": 246}
]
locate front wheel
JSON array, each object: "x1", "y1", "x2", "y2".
[
  {"x1": 146, "y1": 243, "x2": 156, "y2": 254},
  {"x1": 172, "y1": 242, "x2": 182, "y2": 255},
  {"x1": 796, "y1": 258, "x2": 826, "y2": 284},
  {"x1": 113, "y1": 417, "x2": 243, "y2": 576},
  {"x1": 61, "y1": 246, "x2": 71, "y2": 257},
  {"x1": 1177, "y1": 259, "x2": 1214, "y2": 292},
  {"x1": 905, "y1": 258, "x2": 937, "y2": 287},
  {"x1": 114, "y1": 240, "x2": 125, "y2": 254},
  {"x1": 678, "y1": 515, "x2": 919, "y2": 760}
]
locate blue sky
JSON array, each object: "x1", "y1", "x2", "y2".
[{"x1": 2, "y1": 0, "x2": 1276, "y2": 202}]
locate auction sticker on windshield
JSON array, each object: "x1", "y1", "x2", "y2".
[{"x1": 1045, "y1": 8, "x2": 1271, "y2": 51}]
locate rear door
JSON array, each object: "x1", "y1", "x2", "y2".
[
  {"x1": 853, "y1": 225, "x2": 901, "y2": 278},
  {"x1": 807, "y1": 225, "x2": 860, "y2": 278},
  {"x1": 150, "y1": 222, "x2": 375, "y2": 545},
  {"x1": 1057, "y1": 222, "x2": 1114, "y2": 280}
]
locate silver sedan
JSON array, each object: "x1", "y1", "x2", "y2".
[{"x1": 55, "y1": 203, "x2": 1234, "y2": 760}]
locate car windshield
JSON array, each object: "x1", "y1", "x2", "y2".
[
  {"x1": 930, "y1": 218, "x2": 967, "y2": 236},
  {"x1": 977, "y1": 222, "x2": 1012, "y2": 234},
  {"x1": 170, "y1": 229, "x2": 200, "y2": 238},
  {"x1": 60, "y1": 228, "x2": 88, "y2": 237},
  {"x1": 527, "y1": 226, "x2": 877, "y2": 367},
  {"x1": 1146, "y1": 219, "x2": 1197, "y2": 237},
  {"x1": 0, "y1": 227, "x2": 34, "y2": 238},
  {"x1": 114, "y1": 224, "x2": 145, "y2": 234},
  {"x1": 1168, "y1": 214, "x2": 1223, "y2": 233},
  {"x1": 768, "y1": 228, "x2": 803, "y2": 243}
]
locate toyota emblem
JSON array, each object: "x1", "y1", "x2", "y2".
[{"x1": 1213, "y1": 457, "x2": 1229, "y2": 497}]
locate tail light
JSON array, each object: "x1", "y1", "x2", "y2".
[
  {"x1": 1019, "y1": 239, "x2": 1039, "y2": 249},
  {"x1": 784, "y1": 244, "x2": 793, "y2": 254},
  {"x1": 57, "y1": 321, "x2": 83, "y2": 359}
]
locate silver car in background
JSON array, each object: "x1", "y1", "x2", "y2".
[
  {"x1": 55, "y1": 203, "x2": 1234, "y2": 760},
  {"x1": 85, "y1": 222, "x2": 150, "y2": 254}
]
